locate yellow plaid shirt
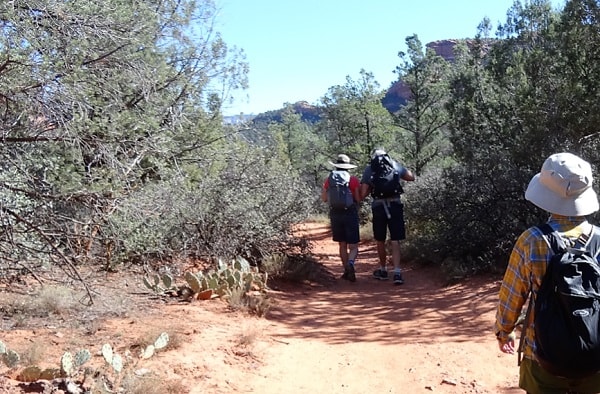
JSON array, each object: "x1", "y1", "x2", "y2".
[{"x1": 494, "y1": 215, "x2": 593, "y2": 360}]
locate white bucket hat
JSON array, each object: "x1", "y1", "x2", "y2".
[
  {"x1": 328, "y1": 154, "x2": 357, "y2": 169},
  {"x1": 525, "y1": 152, "x2": 599, "y2": 216}
]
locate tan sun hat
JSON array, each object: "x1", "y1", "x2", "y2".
[
  {"x1": 525, "y1": 152, "x2": 599, "y2": 216},
  {"x1": 328, "y1": 154, "x2": 357, "y2": 169}
]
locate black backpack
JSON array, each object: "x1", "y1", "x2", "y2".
[
  {"x1": 369, "y1": 153, "x2": 403, "y2": 199},
  {"x1": 327, "y1": 170, "x2": 354, "y2": 210},
  {"x1": 533, "y1": 223, "x2": 600, "y2": 378}
]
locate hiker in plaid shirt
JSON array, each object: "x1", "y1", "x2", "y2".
[{"x1": 495, "y1": 152, "x2": 600, "y2": 394}]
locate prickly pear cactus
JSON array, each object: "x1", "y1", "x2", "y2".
[
  {"x1": 2, "y1": 349, "x2": 20, "y2": 368},
  {"x1": 140, "y1": 345, "x2": 155, "y2": 359},
  {"x1": 142, "y1": 274, "x2": 161, "y2": 292},
  {"x1": 101, "y1": 344, "x2": 113, "y2": 364},
  {"x1": 60, "y1": 352, "x2": 74, "y2": 376},
  {"x1": 111, "y1": 353, "x2": 123, "y2": 373},
  {"x1": 0, "y1": 340, "x2": 6, "y2": 355},
  {"x1": 233, "y1": 256, "x2": 251, "y2": 272},
  {"x1": 184, "y1": 272, "x2": 202, "y2": 293},
  {"x1": 161, "y1": 273, "x2": 174, "y2": 289},
  {"x1": 74, "y1": 349, "x2": 91, "y2": 367},
  {"x1": 154, "y1": 332, "x2": 169, "y2": 350},
  {"x1": 181, "y1": 255, "x2": 269, "y2": 300}
]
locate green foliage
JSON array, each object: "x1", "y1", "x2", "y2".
[
  {"x1": 0, "y1": 0, "x2": 249, "y2": 289},
  {"x1": 410, "y1": 0, "x2": 600, "y2": 276},
  {"x1": 318, "y1": 69, "x2": 395, "y2": 163},
  {"x1": 108, "y1": 143, "x2": 313, "y2": 266},
  {"x1": 392, "y1": 35, "x2": 453, "y2": 175}
]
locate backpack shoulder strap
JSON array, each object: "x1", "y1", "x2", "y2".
[
  {"x1": 583, "y1": 225, "x2": 600, "y2": 258},
  {"x1": 537, "y1": 223, "x2": 566, "y2": 254}
]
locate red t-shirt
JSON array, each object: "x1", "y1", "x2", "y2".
[{"x1": 323, "y1": 175, "x2": 361, "y2": 194}]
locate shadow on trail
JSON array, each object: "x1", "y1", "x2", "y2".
[{"x1": 267, "y1": 222, "x2": 502, "y2": 347}]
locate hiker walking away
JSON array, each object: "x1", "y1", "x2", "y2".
[
  {"x1": 360, "y1": 148, "x2": 415, "y2": 285},
  {"x1": 495, "y1": 152, "x2": 600, "y2": 393},
  {"x1": 321, "y1": 154, "x2": 362, "y2": 282}
]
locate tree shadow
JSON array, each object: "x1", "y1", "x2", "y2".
[{"x1": 267, "y1": 223, "x2": 502, "y2": 347}]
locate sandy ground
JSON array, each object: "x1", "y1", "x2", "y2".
[{"x1": 0, "y1": 221, "x2": 523, "y2": 393}]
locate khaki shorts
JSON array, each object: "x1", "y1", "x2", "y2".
[{"x1": 519, "y1": 358, "x2": 600, "y2": 394}]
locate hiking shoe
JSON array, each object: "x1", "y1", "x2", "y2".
[
  {"x1": 373, "y1": 268, "x2": 388, "y2": 280},
  {"x1": 347, "y1": 264, "x2": 356, "y2": 282},
  {"x1": 393, "y1": 272, "x2": 404, "y2": 285},
  {"x1": 341, "y1": 270, "x2": 349, "y2": 280}
]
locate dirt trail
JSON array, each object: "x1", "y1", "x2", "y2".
[
  {"x1": 0, "y1": 221, "x2": 523, "y2": 393},
  {"x1": 243, "y1": 221, "x2": 522, "y2": 394}
]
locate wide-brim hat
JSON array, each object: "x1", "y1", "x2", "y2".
[
  {"x1": 328, "y1": 153, "x2": 357, "y2": 169},
  {"x1": 525, "y1": 152, "x2": 599, "y2": 216}
]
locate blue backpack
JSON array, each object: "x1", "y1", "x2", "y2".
[{"x1": 327, "y1": 170, "x2": 354, "y2": 210}]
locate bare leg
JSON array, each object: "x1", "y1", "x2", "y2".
[
  {"x1": 391, "y1": 240, "x2": 401, "y2": 270},
  {"x1": 348, "y1": 243, "x2": 358, "y2": 262},
  {"x1": 339, "y1": 241, "x2": 349, "y2": 268},
  {"x1": 376, "y1": 240, "x2": 387, "y2": 269}
]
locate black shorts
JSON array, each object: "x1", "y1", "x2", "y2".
[
  {"x1": 329, "y1": 207, "x2": 360, "y2": 244},
  {"x1": 372, "y1": 200, "x2": 405, "y2": 242}
]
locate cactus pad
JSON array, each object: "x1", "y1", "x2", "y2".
[
  {"x1": 111, "y1": 353, "x2": 123, "y2": 373},
  {"x1": 184, "y1": 272, "x2": 202, "y2": 293},
  {"x1": 74, "y1": 349, "x2": 91, "y2": 367},
  {"x1": 60, "y1": 352, "x2": 74, "y2": 376},
  {"x1": 140, "y1": 345, "x2": 155, "y2": 359},
  {"x1": 3, "y1": 349, "x2": 20, "y2": 368},
  {"x1": 154, "y1": 332, "x2": 169, "y2": 350},
  {"x1": 196, "y1": 289, "x2": 212, "y2": 300},
  {"x1": 161, "y1": 273, "x2": 174, "y2": 288},
  {"x1": 101, "y1": 344, "x2": 113, "y2": 364}
]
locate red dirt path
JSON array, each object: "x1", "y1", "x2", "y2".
[{"x1": 0, "y1": 220, "x2": 522, "y2": 393}]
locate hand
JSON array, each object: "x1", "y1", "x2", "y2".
[{"x1": 499, "y1": 333, "x2": 516, "y2": 354}]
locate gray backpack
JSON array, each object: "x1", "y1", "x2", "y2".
[{"x1": 327, "y1": 170, "x2": 354, "y2": 210}]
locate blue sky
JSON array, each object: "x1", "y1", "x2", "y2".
[{"x1": 216, "y1": 0, "x2": 565, "y2": 116}]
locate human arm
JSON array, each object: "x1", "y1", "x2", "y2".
[
  {"x1": 494, "y1": 229, "x2": 536, "y2": 354},
  {"x1": 359, "y1": 166, "x2": 371, "y2": 200},
  {"x1": 359, "y1": 183, "x2": 369, "y2": 200},
  {"x1": 402, "y1": 168, "x2": 415, "y2": 182},
  {"x1": 321, "y1": 178, "x2": 329, "y2": 202}
]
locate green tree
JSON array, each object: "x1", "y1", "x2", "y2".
[
  {"x1": 318, "y1": 69, "x2": 394, "y2": 163},
  {"x1": 0, "y1": 0, "x2": 306, "y2": 298},
  {"x1": 268, "y1": 104, "x2": 328, "y2": 188},
  {"x1": 392, "y1": 35, "x2": 452, "y2": 175},
  {"x1": 414, "y1": 0, "x2": 570, "y2": 275}
]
